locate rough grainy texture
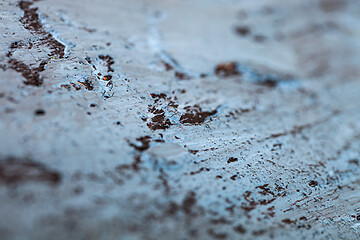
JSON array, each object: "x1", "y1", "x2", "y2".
[{"x1": 0, "y1": 0, "x2": 360, "y2": 239}]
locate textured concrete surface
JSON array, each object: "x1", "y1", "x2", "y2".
[{"x1": 1, "y1": 0, "x2": 360, "y2": 239}]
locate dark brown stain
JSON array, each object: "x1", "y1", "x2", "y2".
[
  {"x1": 128, "y1": 136, "x2": 152, "y2": 152},
  {"x1": 215, "y1": 62, "x2": 240, "y2": 77},
  {"x1": 233, "y1": 224, "x2": 246, "y2": 234},
  {"x1": 7, "y1": 59, "x2": 45, "y2": 86},
  {"x1": 235, "y1": 26, "x2": 251, "y2": 36},
  {"x1": 225, "y1": 108, "x2": 252, "y2": 119},
  {"x1": 252, "y1": 229, "x2": 266, "y2": 236},
  {"x1": 210, "y1": 217, "x2": 231, "y2": 225},
  {"x1": 0, "y1": 157, "x2": 61, "y2": 185},
  {"x1": 83, "y1": 55, "x2": 115, "y2": 96},
  {"x1": 19, "y1": 1, "x2": 65, "y2": 58},
  {"x1": 190, "y1": 167, "x2": 206, "y2": 175},
  {"x1": 34, "y1": 109, "x2": 46, "y2": 116},
  {"x1": 61, "y1": 84, "x2": 71, "y2": 91},
  {"x1": 166, "y1": 201, "x2": 179, "y2": 215},
  {"x1": 188, "y1": 150, "x2": 199, "y2": 155},
  {"x1": 180, "y1": 105, "x2": 217, "y2": 125},
  {"x1": 175, "y1": 71, "x2": 191, "y2": 80},
  {"x1": 308, "y1": 180, "x2": 318, "y2": 187},
  {"x1": 98, "y1": 55, "x2": 115, "y2": 72},
  {"x1": 147, "y1": 93, "x2": 176, "y2": 131},
  {"x1": 319, "y1": 0, "x2": 346, "y2": 12},
  {"x1": 157, "y1": 170, "x2": 171, "y2": 194},
  {"x1": 83, "y1": 27, "x2": 96, "y2": 33},
  {"x1": 253, "y1": 35, "x2": 267, "y2": 43},
  {"x1": 147, "y1": 108, "x2": 173, "y2": 130},
  {"x1": 240, "y1": 184, "x2": 287, "y2": 212},
  {"x1": 256, "y1": 184, "x2": 275, "y2": 196},
  {"x1": 230, "y1": 174, "x2": 237, "y2": 180},
  {"x1": 348, "y1": 159, "x2": 359, "y2": 166},
  {"x1": 102, "y1": 75, "x2": 112, "y2": 81},
  {"x1": 227, "y1": 157, "x2": 238, "y2": 164},
  {"x1": 207, "y1": 229, "x2": 227, "y2": 240},
  {"x1": 182, "y1": 191, "x2": 197, "y2": 215},
  {"x1": 161, "y1": 60, "x2": 174, "y2": 71},
  {"x1": 258, "y1": 76, "x2": 279, "y2": 88},
  {"x1": 261, "y1": 112, "x2": 339, "y2": 142},
  {"x1": 147, "y1": 93, "x2": 217, "y2": 129},
  {"x1": 4, "y1": 0, "x2": 65, "y2": 86},
  {"x1": 116, "y1": 154, "x2": 142, "y2": 172},
  {"x1": 78, "y1": 79, "x2": 94, "y2": 91},
  {"x1": 282, "y1": 218, "x2": 296, "y2": 224}
]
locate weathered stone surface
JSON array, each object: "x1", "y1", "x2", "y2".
[{"x1": 0, "y1": 0, "x2": 360, "y2": 239}]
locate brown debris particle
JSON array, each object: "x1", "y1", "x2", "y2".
[{"x1": 215, "y1": 62, "x2": 240, "y2": 77}]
